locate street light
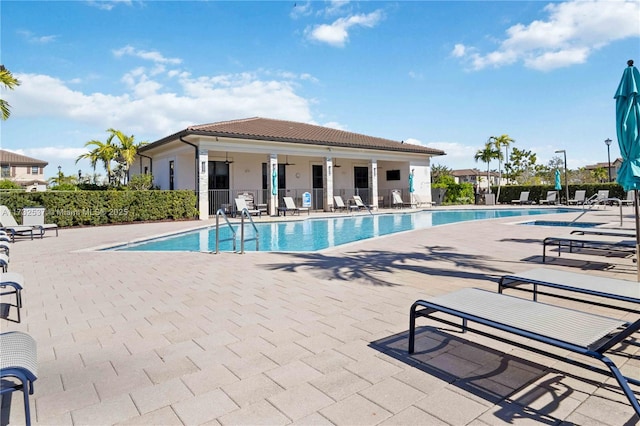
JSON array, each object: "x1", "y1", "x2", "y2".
[
  {"x1": 554, "y1": 150, "x2": 569, "y2": 204},
  {"x1": 604, "y1": 138, "x2": 612, "y2": 182}
]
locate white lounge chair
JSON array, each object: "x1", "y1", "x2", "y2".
[
  {"x1": 280, "y1": 196, "x2": 309, "y2": 216},
  {"x1": 352, "y1": 195, "x2": 372, "y2": 211},
  {"x1": 333, "y1": 195, "x2": 356, "y2": 213},
  {"x1": 567, "y1": 190, "x2": 586, "y2": 205},
  {"x1": 234, "y1": 198, "x2": 261, "y2": 217},
  {"x1": 1, "y1": 272, "x2": 25, "y2": 323},
  {"x1": 511, "y1": 191, "x2": 531, "y2": 204},
  {"x1": 539, "y1": 191, "x2": 557, "y2": 205},
  {"x1": 391, "y1": 191, "x2": 413, "y2": 208},
  {"x1": 0, "y1": 331, "x2": 38, "y2": 425},
  {"x1": 587, "y1": 189, "x2": 610, "y2": 205},
  {"x1": 542, "y1": 233, "x2": 636, "y2": 263},
  {"x1": 620, "y1": 191, "x2": 635, "y2": 206},
  {"x1": 0, "y1": 205, "x2": 57, "y2": 241}
]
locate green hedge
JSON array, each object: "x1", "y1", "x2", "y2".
[
  {"x1": 495, "y1": 183, "x2": 626, "y2": 204},
  {"x1": 0, "y1": 190, "x2": 198, "y2": 227}
]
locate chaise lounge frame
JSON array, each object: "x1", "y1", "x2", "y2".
[
  {"x1": 542, "y1": 234, "x2": 636, "y2": 263},
  {"x1": 408, "y1": 288, "x2": 640, "y2": 416},
  {"x1": 499, "y1": 267, "x2": 640, "y2": 313}
]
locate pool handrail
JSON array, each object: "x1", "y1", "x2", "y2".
[
  {"x1": 239, "y1": 208, "x2": 259, "y2": 254},
  {"x1": 215, "y1": 209, "x2": 237, "y2": 254}
]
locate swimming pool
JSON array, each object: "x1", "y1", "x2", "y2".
[{"x1": 108, "y1": 208, "x2": 575, "y2": 253}]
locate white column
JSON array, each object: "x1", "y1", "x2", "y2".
[
  {"x1": 325, "y1": 157, "x2": 334, "y2": 211},
  {"x1": 269, "y1": 154, "x2": 278, "y2": 216},
  {"x1": 198, "y1": 149, "x2": 209, "y2": 220},
  {"x1": 370, "y1": 159, "x2": 378, "y2": 209}
]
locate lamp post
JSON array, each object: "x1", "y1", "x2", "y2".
[
  {"x1": 604, "y1": 138, "x2": 612, "y2": 182},
  {"x1": 555, "y1": 150, "x2": 569, "y2": 204}
]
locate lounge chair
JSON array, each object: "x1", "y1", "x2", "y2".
[
  {"x1": 0, "y1": 205, "x2": 53, "y2": 241},
  {"x1": 542, "y1": 234, "x2": 636, "y2": 263},
  {"x1": 391, "y1": 191, "x2": 413, "y2": 208},
  {"x1": 567, "y1": 190, "x2": 586, "y2": 205},
  {"x1": 0, "y1": 253, "x2": 8, "y2": 273},
  {"x1": 235, "y1": 197, "x2": 261, "y2": 217},
  {"x1": 511, "y1": 191, "x2": 531, "y2": 204},
  {"x1": 1, "y1": 272, "x2": 25, "y2": 323},
  {"x1": 333, "y1": 195, "x2": 356, "y2": 213},
  {"x1": 0, "y1": 331, "x2": 38, "y2": 426},
  {"x1": 620, "y1": 191, "x2": 635, "y2": 206},
  {"x1": 538, "y1": 191, "x2": 557, "y2": 205},
  {"x1": 408, "y1": 288, "x2": 640, "y2": 416},
  {"x1": 352, "y1": 195, "x2": 372, "y2": 212},
  {"x1": 587, "y1": 189, "x2": 610, "y2": 205},
  {"x1": 498, "y1": 267, "x2": 640, "y2": 312},
  {"x1": 570, "y1": 228, "x2": 636, "y2": 238},
  {"x1": 280, "y1": 196, "x2": 309, "y2": 216}
]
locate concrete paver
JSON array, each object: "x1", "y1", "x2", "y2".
[{"x1": 1, "y1": 206, "x2": 639, "y2": 424}]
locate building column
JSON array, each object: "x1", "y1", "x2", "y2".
[
  {"x1": 198, "y1": 149, "x2": 209, "y2": 220},
  {"x1": 269, "y1": 154, "x2": 278, "y2": 216},
  {"x1": 370, "y1": 159, "x2": 379, "y2": 209},
  {"x1": 325, "y1": 157, "x2": 334, "y2": 211}
]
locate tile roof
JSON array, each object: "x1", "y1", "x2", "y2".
[
  {"x1": 141, "y1": 117, "x2": 445, "y2": 156},
  {"x1": 0, "y1": 149, "x2": 48, "y2": 166}
]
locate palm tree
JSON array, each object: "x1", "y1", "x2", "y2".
[
  {"x1": 107, "y1": 128, "x2": 147, "y2": 184},
  {"x1": 0, "y1": 65, "x2": 20, "y2": 120},
  {"x1": 76, "y1": 137, "x2": 117, "y2": 184},
  {"x1": 489, "y1": 134, "x2": 513, "y2": 202},
  {"x1": 474, "y1": 142, "x2": 500, "y2": 194}
]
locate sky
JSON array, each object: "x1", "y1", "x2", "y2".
[{"x1": 1, "y1": 0, "x2": 639, "y2": 179}]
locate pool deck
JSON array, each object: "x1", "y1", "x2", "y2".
[{"x1": 2, "y1": 205, "x2": 639, "y2": 425}]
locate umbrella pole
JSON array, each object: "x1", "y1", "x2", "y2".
[{"x1": 635, "y1": 190, "x2": 640, "y2": 282}]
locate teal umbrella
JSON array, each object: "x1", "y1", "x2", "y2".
[
  {"x1": 409, "y1": 170, "x2": 415, "y2": 193},
  {"x1": 614, "y1": 59, "x2": 640, "y2": 280},
  {"x1": 271, "y1": 165, "x2": 278, "y2": 196},
  {"x1": 554, "y1": 169, "x2": 562, "y2": 190}
]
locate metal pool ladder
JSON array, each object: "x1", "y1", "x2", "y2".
[{"x1": 214, "y1": 208, "x2": 259, "y2": 254}]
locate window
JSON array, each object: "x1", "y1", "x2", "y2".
[
  {"x1": 1, "y1": 165, "x2": 9, "y2": 178},
  {"x1": 169, "y1": 160, "x2": 174, "y2": 190},
  {"x1": 31, "y1": 166, "x2": 39, "y2": 174},
  {"x1": 386, "y1": 170, "x2": 401, "y2": 181}
]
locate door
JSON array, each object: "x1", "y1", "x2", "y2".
[
  {"x1": 354, "y1": 166, "x2": 369, "y2": 203},
  {"x1": 312, "y1": 164, "x2": 324, "y2": 210},
  {"x1": 208, "y1": 161, "x2": 230, "y2": 214}
]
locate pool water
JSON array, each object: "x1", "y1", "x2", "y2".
[
  {"x1": 109, "y1": 208, "x2": 575, "y2": 253},
  {"x1": 519, "y1": 220, "x2": 604, "y2": 228}
]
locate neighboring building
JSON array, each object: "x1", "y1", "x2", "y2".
[
  {"x1": 584, "y1": 158, "x2": 622, "y2": 182},
  {"x1": 452, "y1": 168, "x2": 504, "y2": 190},
  {"x1": 0, "y1": 149, "x2": 48, "y2": 191},
  {"x1": 133, "y1": 117, "x2": 446, "y2": 219}
]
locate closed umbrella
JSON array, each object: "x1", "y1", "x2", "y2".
[
  {"x1": 614, "y1": 59, "x2": 640, "y2": 280},
  {"x1": 554, "y1": 169, "x2": 562, "y2": 204},
  {"x1": 409, "y1": 169, "x2": 415, "y2": 203}
]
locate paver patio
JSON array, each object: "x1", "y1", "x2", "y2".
[{"x1": 1, "y1": 206, "x2": 638, "y2": 425}]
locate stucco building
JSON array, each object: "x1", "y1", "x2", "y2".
[{"x1": 0, "y1": 149, "x2": 48, "y2": 190}]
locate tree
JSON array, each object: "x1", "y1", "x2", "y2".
[
  {"x1": 431, "y1": 163, "x2": 452, "y2": 184},
  {"x1": 505, "y1": 147, "x2": 537, "y2": 184},
  {"x1": 591, "y1": 167, "x2": 608, "y2": 183},
  {"x1": 0, "y1": 65, "x2": 20, "y2": 120},
  {"x1": 488, "y1": 134, "x2": 514, "y2": 202},
  {"x1": 76, "y1": 128, "x2": 146, "y2": 185},
  {"x1": 474, "y1": 142, "x2": 500, "y2": 193}
]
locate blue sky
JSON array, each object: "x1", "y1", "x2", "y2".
[{"x1": 2, "y1": 0, "x2": 639, "y2": 179}]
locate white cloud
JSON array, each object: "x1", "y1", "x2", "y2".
[
  {"x1": 290, "y1": 1, "x2": 313, "y2": 19},
  {"x1": 113, "y1": 45, "x2": 182, "y2": 65},
  {"x1": 453, "y1": 0, "x2": 640, "y2": 71},
  {"x1": 305, "y1": 10, "x2": 384, "y2": 47},
  {"x1": 6, "y1": 66, "x2": 314, "y2": 140},
  {"x1": 17, "y1": 30, "x2": 58, "y2": 44},
  {"x1": 86, "y1": 0, "x2": 133, "y2": 11}
]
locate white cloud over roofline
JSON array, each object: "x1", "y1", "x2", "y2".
[
  {"x1": 305, "y1": 9, "x2": 384, "y2": 47},
  {"x1": 452, "y1": 0, "x2": 640, "y2": 71}
]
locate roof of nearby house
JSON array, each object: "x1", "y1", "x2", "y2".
[
  {"x1": 140, "y1": 117, "x2": 446, "y2": 156},
  {"x1": 584, "y1": 158, "x2": 623, "y2": 170},
  {"x1": 0, "y1": 149, "x2": 48, "y2": 167},
  {"x1": 452, "y1": 168, "x2": 499, "y2": 177}
]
